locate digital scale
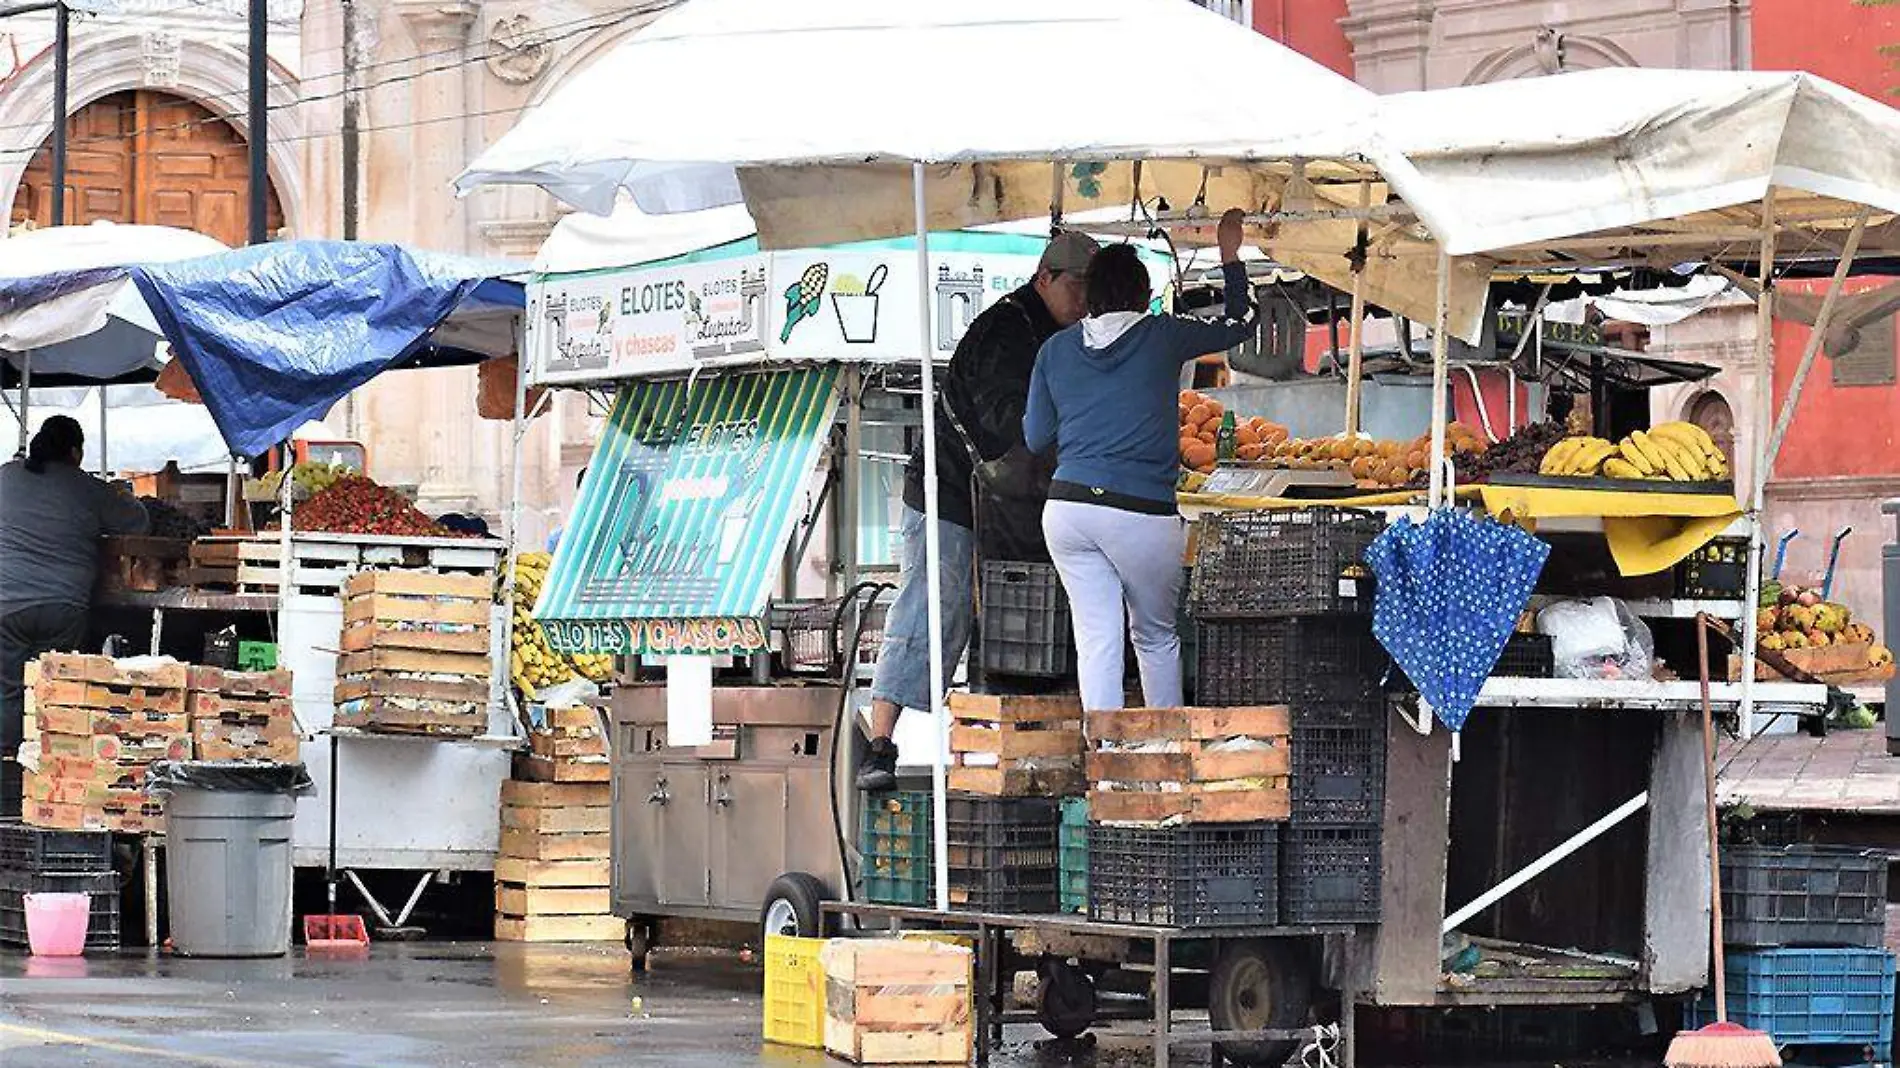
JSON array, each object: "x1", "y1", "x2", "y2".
[{"x1": 1196, "y1": 463, "x2": 1356, "y2": 498}]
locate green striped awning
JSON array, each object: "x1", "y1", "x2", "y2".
[{"x1": 535, "y1": 367, "x2": 840, "y2": 655}]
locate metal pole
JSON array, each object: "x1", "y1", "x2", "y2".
[
  {"x1": 1426, "y1": 251, "x2": 1453, "y2": 508},
  {"x1": 1738, "y1": 196, "x2": 1779, "y2": 739},
  {"x1": 50, "y1": 0, "x2": 67, "y2": 227},
  {"x1": 247, "y1": 0, "x2": 269, "y2": 244},
  {"x1": 913, "y1": 162, "x2": 949, "y2": 913},
  {"x1": 499, "y1": 319, "x2": 529, "y2": 730},
  {"x1": 340, "y1": 0, "x2": 359, "y2": 241}
]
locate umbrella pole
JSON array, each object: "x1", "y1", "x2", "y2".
[
  {"x1": 98, "y1": 386, "x2": 108, "y2": 475},
  {"x1": 1426, "y1": 251, "x2": 1452, "y2": 509},
  {"x1": 912, "y1": 161, "x2": 950, "y2": 914},
  {"x1": 18, "y1": 351, "x2": 29, "y2": 456}
]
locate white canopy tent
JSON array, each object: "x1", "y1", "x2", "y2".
[{"x1": 461, "y1": 0, "x2": 1900, "y2": 918}]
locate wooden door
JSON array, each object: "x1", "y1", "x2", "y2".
[{"x1": 12, "y1": 90, "x2": 283, "y2": 246}]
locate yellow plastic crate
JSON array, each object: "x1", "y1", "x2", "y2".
[{"x1": 762, "y1": 934, "x2": 826, "y2": 1049}]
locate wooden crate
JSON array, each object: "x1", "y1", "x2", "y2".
[
  {"x1": 495, "y1": 884, "x2": 612, "y2": 917},
  {"x1": 186, "y1": 666, "x2": 293, "y2": 698},
  {"x1": 1087, "y1": 706, "x2": 1291, "y2": 825},
  {"x1": 946, "y1": 692, "x2": 1084, "y2": 798},
  {"x1": 40, "y1": 730, "x2": 191, "y2": 764},
  {"x1": 98, "y1": 536, "x2": 191, "y2": 593},
  {"x1": 234, "y1": 538, "x2": 361, "y2": 593},
  {"x1": 1730, "y1": 643, "x2": 1898, "y2": 686},
  {"x1": 26, "y1": 798, "x2": 165, "y2": 834},
  {"x1": 499, "y1": 829, "x2": 611, "y2": 862},
  {"x1": 501, "y1": 801, "x2": 610, "y2": 835},
  {"x1": 36, "y1": 653, "x2": 189, "y2": 691},
  {"x1": 333, "y1": 698, "x2": 484, "y2": 737},
  {"x1": 37, "y1": 706, "x2": 189, "y2": 738},
  {"x1": 513, "y1": 754, "x2": 610, "y2": 784},
  {"x1": 493, "y1": 914, "x2": 624, "y2": 943},
  {"x1": 34, "y1": 680, "x2": 189, "y2": 717},
  {"x1": 492, "y1": 857, "x2": 611, "y2": 889},
  {"x1": 500, "y1": 779, "x2": 611, "y2": 809},
  {"x1": 344, "y1": 569, "x2": 494, "y2": 602},
  {"x1": 336, "y1": 647, "x2": 491, "y2": 681},
  {"x1": 820, "y1": 938, "x2": 974, "y2": 1065},
  {"x1": 334, "y1": 674, "x2": 489, "y2": 705}
]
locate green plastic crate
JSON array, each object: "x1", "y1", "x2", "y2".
[
  {"x1": 1059, "y1": 797, "x2": 1088, "y2": 914},
  {"x1": 237, "y1": 641, "x2": 278, "y2": 671},
  {"x1": 861, "y1": 791, "x2": 932, "y2": 906}
]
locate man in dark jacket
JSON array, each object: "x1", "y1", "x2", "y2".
[{"x1": 857, "y1": 231, "x2": 1097, "y2": 791}]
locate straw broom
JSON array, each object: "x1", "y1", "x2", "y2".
[{"x1": 1664, "y1": 616, "x2": 1781, "y2": 1068}]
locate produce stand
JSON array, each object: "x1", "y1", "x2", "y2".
[
  {"x1": 460, "y1": 6, "x2": 1900, "y2": 1062},
  {"x1": 4, "y1": 237, "x2": 527, "y2": 939}
]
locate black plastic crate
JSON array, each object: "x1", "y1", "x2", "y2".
[
  {"x1": 1088, "y1": 822, "x2": 1279, "y2": 927},
  {"x1": 979, "y1": 561, "x2": 1073, "y2": 678},
  {"x1": 1491, "y1": 632, "x2": 1555, "y2": 679},
  {"x1": 859, "y1": 791, "x2": 932, "y2": 907},
  {"x1": 1282, "y1": 825, "x2": 1382, "y2": 924},
  {"x1": 0, "y1": 869, "x2": 122, "y2": 951},
  {"x1": 1720, "y1": 844, "x2": 1888, "y2": 948},
  {"x1": 1292, "y1": 724, "x2": 1387, "y2": 825},
  {"x1": 1676, "y1": 537, "x2": 1749, "y2": 600},
  {"x1": 1196, "y1": 618, "x2": 1386, "y2": 705},
  {"x1": 770, "y1": 598, "x2": 888, "y2": 675},
  {"x1": 0, "y1": 820, "x2": 113, "y2": 875},
  {"x1": 1189, "y1": 508, "x2": 1382, "y2": 618},
  {"x1": 946, "y1": 795, "x2": 1059, "y2": 914}
]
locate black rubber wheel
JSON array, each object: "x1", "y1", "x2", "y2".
[
  {"x1": 760, "y1": 872, "x2": 831, "y2": 942},
  {"x1": 1036, "y1": 958, "x2": 1098, "y2": 1040},
  {"x1": 1207, "y1": 940, "x2": 1314, "y2": 1067},
  {"x1": 625, "y1": 918, "x2": 654, "y2": 972}
]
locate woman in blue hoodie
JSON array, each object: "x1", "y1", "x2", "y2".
[{"x1": 1023, "y1": 209, "x2": 1254, "y2": 711}]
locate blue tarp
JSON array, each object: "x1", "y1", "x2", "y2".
[{"x1": 131, "y1": 242, "x2": 524, "y2": 458}]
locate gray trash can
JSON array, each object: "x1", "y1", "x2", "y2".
[{"x1": 147, "y1": 761, "x2": 312, "y2": 958}]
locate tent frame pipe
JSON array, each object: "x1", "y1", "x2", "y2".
[
  {"x1": 500, "y1": 318, "x2": 532, "y2": 727},
  {"x1": 1737, "y1": 196, "x2": 1778, "y2": 739},
  {"x1": 1443, "y1": 790, "x2": 1649, "y2": 934},
  {"x1": 1758, "y1": 209, "x2": 1868, "y2": 484},
  {"x1": 913, "y1": 162, "x2": 950, "y2": 913}
]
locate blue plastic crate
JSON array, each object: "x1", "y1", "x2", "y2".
[{"x1": 1687, "y1": 948, "x2": 1895, "y2": 1049}]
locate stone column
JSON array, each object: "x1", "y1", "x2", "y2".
[{"x1": 1341, "y1": 0, "x2": 1437, "y2": 92}]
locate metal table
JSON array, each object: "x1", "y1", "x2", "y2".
[{"x1": 826, "y1": 900, "x2": 1362, "y2": 1068}]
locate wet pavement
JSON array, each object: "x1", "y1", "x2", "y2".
[{"x1": 0, "y1": 942, "x2": 1184, "y2": 1068}]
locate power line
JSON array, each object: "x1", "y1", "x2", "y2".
[{"x1": 0, "y1": 2, "x2": 667, "y2": 158}]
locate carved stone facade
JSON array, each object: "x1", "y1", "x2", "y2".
[
  {"x1": 299, "y1": 0, "x2": 673, "y2": 542},
  {"x1": 1341, "y1": 0, "x2": 1750, "y2": 91}
]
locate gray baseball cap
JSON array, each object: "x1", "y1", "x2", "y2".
[{"x1": 1037, "y1": 230, "x2": 1100, "y2": 275}]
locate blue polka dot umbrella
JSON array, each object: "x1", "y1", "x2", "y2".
[{"x1": 1367, "y1": 509, "x2": 1549, "y2": 732}]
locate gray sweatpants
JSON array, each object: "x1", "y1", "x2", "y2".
[{"x1": 1042, "y1": 499, "x2": 1187, "y2": 712}]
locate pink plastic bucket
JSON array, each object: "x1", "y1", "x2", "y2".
[{"x1": 24, "y1": 892, "x2": 91, "y2": 957}]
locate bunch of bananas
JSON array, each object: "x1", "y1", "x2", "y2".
[
  {"x1": 1539, "y1": 422, "x2": 1729, "y2": 482},
  {"x1": 509, "y1": 552, "x2": 575, "y2": 696},
  {"x1": 507, "y1": 552, "x2": 615, "y2": 694}
]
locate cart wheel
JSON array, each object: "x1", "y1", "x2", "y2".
[
  {"x1": 1035, "y1": 958, "x2": 1097, "y2": 1040},
  {"x1": 760, "y1": 872, "x2": 831, "y2": 942},
  {"x1": 1207, "y1": 940, "x2": 1313, "y2": 1067},
  {"x1": 625, "y1": 918, "x2": 654, "y2": 972}
]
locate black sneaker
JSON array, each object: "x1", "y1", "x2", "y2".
[{"x1": 855, "y1": 737, "x2": 898, "y2": 792}]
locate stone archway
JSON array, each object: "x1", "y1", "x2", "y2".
[
  {"x1": 11, "y1": 90, "x2": 285, "y2": 247},
  {"x1": 0, "y1": 32, "x2": 304, "y2": 238},
  {"x1": 1686, "y1": 390, "x2": 1736, "y2": 468},
  {"x1": 1463, "y1": 30, "x2": 1640, "y2": 85}
]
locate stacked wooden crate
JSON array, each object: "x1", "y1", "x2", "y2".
[
  {"x1": 946, "y1": 692, "x2": 1084, "y2": 797},
  {"x1": 819, "y1": 938, "x2": 974, "y2": 1065},
  {"x1": 24, "y1": 654, "x2": 191, "y2": 833},
  {"x1": 333, "y1": 571, "x2": 493, "y2": 737},
  {"x1": 190, "y1": 534, "x2": 507, "y2": 595},
  {"x1": 97, "y1": 536, "x2": 191, "y2": 593},
  {"x1": 185, "y1": 666, "x2": 298, "y2": 762},
  {"x1": 494, "y1": 708, "x2": 616, "y2": 942},
  {"x1": 1086, "y1": 705, "x2": 1291, "y2": 824}
]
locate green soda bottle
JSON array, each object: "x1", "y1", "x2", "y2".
[{"x1": 1215, "y1": 410, "x2": 1237, "y2": 462}]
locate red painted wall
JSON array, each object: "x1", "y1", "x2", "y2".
[
  {"x1": 1751, "y1": 1, "x2": 1900, "y2": 482},
  {"x1": 1753, "y1": 0, "x2": 1898, "y2": 101},
  {"x1": 1254, "y1": 0, "x2": 1355, "y2": 79},
  {"x1": 1769, "y1": 278, "x2": 1900, "y2": 480}
]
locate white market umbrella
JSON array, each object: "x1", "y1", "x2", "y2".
[{"x1": 0, "y1": 222, "x2": 232, "y2": 382}]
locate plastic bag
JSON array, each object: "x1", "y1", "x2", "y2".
[
  {"x1": 144, "y1": 761, "x2": 315, "y2": 795},
  {"x1": 1538, "y1": 597, "x2": 1654, "y2": 681}
]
